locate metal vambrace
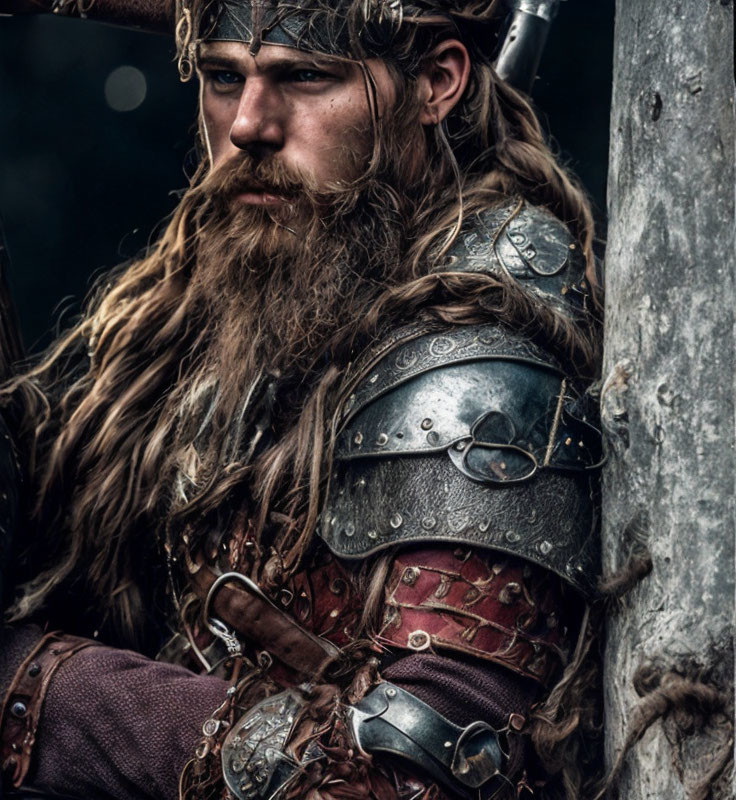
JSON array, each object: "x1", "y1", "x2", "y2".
[
  {"x1": 221, "y1": 683, "x2": 509, "y2": 800},
  {"x1": 349, "y1": 683, "x2": 508, "y2": 800}
]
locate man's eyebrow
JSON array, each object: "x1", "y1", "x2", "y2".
[{"x1": 198, "y1": 55, "x2": 241, "y2": 71}]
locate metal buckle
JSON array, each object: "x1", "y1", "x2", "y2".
[
  {"x1": 204, "y1": 572, "x2": 254, "y2": 657},
  {"x1": 206, "y1": 616, "x2": 243, "y2": 657}
]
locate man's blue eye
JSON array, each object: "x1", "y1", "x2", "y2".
[
  {"x1": 211, "y1": 71, "x2": 242, "y2": 85},
  {"x1": 291, "y1": 69, "x2": 327, "y2": 82}
]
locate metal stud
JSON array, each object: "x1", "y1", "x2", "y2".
[
  {"x1": 354, "y1": 432, "x2": 364, "y2": 445},
  {"x1": 10, "y1": 701, "x2": 27, "y2": 719},
  {"x1": 376, "y1": 433, "x2": 389, "y2": 446},
  {"x1": 421, "y1": 418, "x2": 433, "y2": 430},
  {"x1": 408, "y1": 630, "x2": 431, "y2": 650},
  {"x1": 540, "y1": 540, "x2": 553, "y2": 555},
  {"x1": 390, "y1": 513, "x2": 403, "y2": 529},
  {"x1": 402, "y1": 567, "x2": 420, "y2": 585},
  {"x1": 367, "y1": 530, "x2": 378, "y2": 540}
]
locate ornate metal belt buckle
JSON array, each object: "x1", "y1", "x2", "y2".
[{"x1": 221, "y1": 689, "x2": 324, "y2": 800}]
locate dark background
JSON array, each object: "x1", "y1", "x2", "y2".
[{"x1": 0, "y1": 1, "x2": 615, "y2": 352}]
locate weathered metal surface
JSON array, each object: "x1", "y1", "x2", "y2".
[{"x1": 602, "y1": 0, "x2": 735, "y2": 796}]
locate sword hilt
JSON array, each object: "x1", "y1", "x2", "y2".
[{"x1": 495, "y1": 0, "x2": 563, "y2": 94}]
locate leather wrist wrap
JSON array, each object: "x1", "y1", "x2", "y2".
[{"x1": 0, "y1": 631, "x2": 97, "y2": 788}]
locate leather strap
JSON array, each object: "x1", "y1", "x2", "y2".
[
  {"x1": 0, "y1": 632, "x2": 97, "y2": 787},
  {"x1": 188, "y1": 557, "x2": 340, "y2": 679}
]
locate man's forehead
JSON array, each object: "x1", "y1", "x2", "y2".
[{"x1": 198, "y1": 40, "x2": 352, "y2": 69}]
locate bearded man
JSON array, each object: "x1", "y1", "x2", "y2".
[{"x1": 0, "y1": 1, "x2": 602, "y2": 798}]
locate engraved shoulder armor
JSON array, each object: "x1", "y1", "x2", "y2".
[
  {"x1": 320, "y1": 323, "x2": 601, "y2": 594},
  {"x1": 437, "y1": 197, "x2": 591, "y2": 316}
]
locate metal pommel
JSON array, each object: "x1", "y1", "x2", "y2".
[
  {"x1": 495, "y1": 0, "x2": 563, "y2": 94},
  {"x1": 349, "y1": 683, "x2": 507, "y2": 799}
]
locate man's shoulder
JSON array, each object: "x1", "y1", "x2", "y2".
[
  {"x1": 434, "y1": 197, "x2": 590, "y2": 315},
  {"x1": 320, "y1": 318, "x2": 601, "y2": 594}
]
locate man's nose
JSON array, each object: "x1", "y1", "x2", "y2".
[{"x1": 229, "y1": 78, "x2": 284, "y2": 159}]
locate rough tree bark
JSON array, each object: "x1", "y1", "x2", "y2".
[{"x1": 602, "y1": 1, "x2": 735, "y2": 798}]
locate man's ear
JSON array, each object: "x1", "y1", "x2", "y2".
[{"x1": 417, "y1": 39, "x2": 471, "y2": 126}]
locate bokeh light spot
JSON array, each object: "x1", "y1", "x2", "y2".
[{"x1": 104, "y1": 66, "x2": 147, "y2": 113}]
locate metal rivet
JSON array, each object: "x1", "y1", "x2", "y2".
[
  {"x1": 421, "y1": 418, "x2": 433, "y2": 430},
  {"x1": 505, "y1": 530, "x2": 521, "y2": 543},
  {"x1": 402, "y1": 567, "x2": 420, "y2": 585},
  {"x1": 358, "y1": 478, "x2": 366, "y2": 487},
  {"x1": 386, "y1": 687, "x2": 397, "y2": 698},
  {"x1": 390, "y1": 513, "x2": 403, "y2": 529},
  {"x1": 444, "y1": 741, "x2": 453, "y2": 749},
  {"x1": 455, "y1": 441, "x2": 467, "y2": 451},
  {"x1": 367, "y1": 530, "x2": 378, "y2": 540},
  {"x1": 509, "y1": 713, "x2": 526, "y2": 731},
  {"x1": 540, "y1": 540, "x2": 553, "y2": 555},
  {"x1": 427, "y1": 431, "x2": 440, "y2": 445},
  {"x1": 11, "y1": 701, "x2": 27, "y2": 719},
  {"x1": 354, "y1": 432, "x2": 364, "y2": 445},
  {"x1": 421, "y1": 516, "x2": 436, "y2": 530},
  {"x1": 408, "y1": 631, "x2": 431, "y2": 650},
  {"x1": 344, "y1": 522, "x2": 355, "y2": 538},
  {"x1": 28, "y1": 663, "x2": 41, "y2": 678},
  {"x1": 369, "y1": 374, "x2": 379, "y2": 383},
  {"x1": 565, "y1": 437, "x2": 572, "y2": 446},
  {"x1": 376, "y1": 433, "x2": 389, "y2": 446},
  {"x1": 569, "y1": 243, "x2": 577, "y2": 250}
]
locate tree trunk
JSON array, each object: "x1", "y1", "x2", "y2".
[{"x1": 602, "y1": 1, "x2": 735, "y2": 798}]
